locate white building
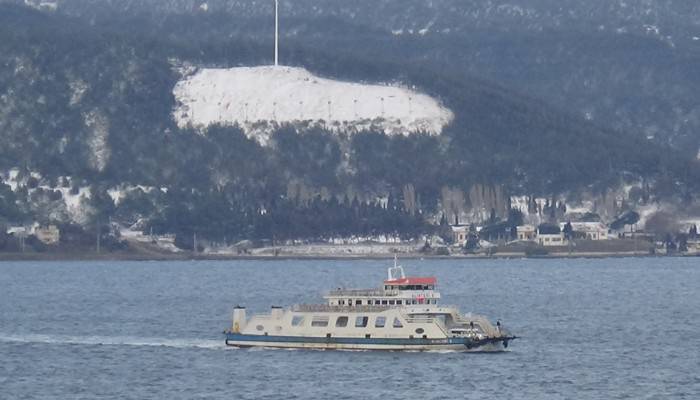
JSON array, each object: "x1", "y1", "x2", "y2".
[
  {"x1": 516, "y1": 225, "x2": 536, "y2": 241},
  {"x1": 35, "y1": 225, "x2": 60, "y2": 245},
  {"x1": 537, "y1": 233, "x2": 566, "y2": 247},
  {"x1": 451, "y1": 226, "x2": 469, "y2": 246},
  {"x1": 6, "y1": 224, "x2": 60, "y2": 245},
  {"x1": 561, "y1": 222, "x2": 608, "y2": 240},
  {"x1": 686, "y1": 239, "x2": 700, "y2": 255}
]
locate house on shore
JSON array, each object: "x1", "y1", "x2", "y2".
[
  {"x1": 537, "y1": 224, "x2": 566, "y2": 247},
  {"x1": 451, "y1": 225, "x2": 469, "y2": 246},
  {"x1": 6, "y1": 224, "x2": 60, "y2": 245},
  {"x1": 35, "y1": 225, "x2": 60, "y2": 245},
  {"x1": 561, "y1": 221, "x2": 608, "y2": 240},
  {"x1": 516, "y1": 225, "x2": 536, "y2": 241}
]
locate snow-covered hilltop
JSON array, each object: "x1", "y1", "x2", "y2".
[{"x1": 173, "y1": 66, "x2": 453, "y2": 142}]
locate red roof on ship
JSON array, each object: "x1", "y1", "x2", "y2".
[{"x1": 384, "y1": 277, "x2": 437, "y2": 285}]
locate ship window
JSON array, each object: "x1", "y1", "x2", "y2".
[
  {"x1": 355, "y1": 300, "x2": 362, "y2": 305},
  {"x1": 415, "y1": 328, "x2": 425, "y2": 334},
  {"x1": 393, "y1": 318, "x2": 403, "y2": 328},
  {"x1": 335, "y1": 316, "x2": 349, "y2": 327},
  {"x1": 291, "y1": 316, "x2": 305, "y2": 326},
  {"x1": 256, "y1": 325, "x2": 264, "y2": 331},
  {"x1": 311, "y1": 316, "x2": 329, "y2": 327},
  {"x1": 396, "y1": 300, "x2": 402, "y2": 305},
  {"x1": 355, "y1": 316, "x2": 368, "y2": 328},
  {"x1": 375, "y1": 316, "x2": 386, "y2": 328},
  {"x1": 381, "y1": 300, "x2": 388, "y2": 305},
  {"x1": 339, "y1": 300, "x2": 345, "y2": 305},
  {"x1": 389, "y1": 300, "x2": 395, "y2": 305}
]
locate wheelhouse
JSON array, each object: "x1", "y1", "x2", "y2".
[{"x1": 324, "y1": 258, "x2": 441, "y2": 307}]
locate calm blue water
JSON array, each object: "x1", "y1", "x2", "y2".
[{"x1": 0, "y1": 258, "x2": 698, "y2": 399}]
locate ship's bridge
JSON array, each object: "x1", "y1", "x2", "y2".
[{"x1": 324, "y1": 259, "x2": 440, "y2": 307}]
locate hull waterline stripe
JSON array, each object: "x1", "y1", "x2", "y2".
[{"x1": 224, "y1": 333, "x2": 514, "y2": 347}]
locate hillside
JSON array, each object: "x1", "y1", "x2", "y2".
[
  {"x1": 24, "y1": 0, "x2": 700, "y2": 155},
  {"x1": 29, "y1": 1, "x2": 700, "y2": 40},
  {"x1": 0, "y1": 2, "x2": 698, "y2": 246}
]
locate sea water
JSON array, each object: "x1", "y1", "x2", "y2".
[{"x1": 0, "y1": 258, "x2": 698, "y2": 399}]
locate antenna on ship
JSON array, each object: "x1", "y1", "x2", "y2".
[
  {"x1": 274, "y1": 0, "x2": 279, "y2": 66},
  {"x1": 388, "y1": 253, "x2": 405, "y2": 281}
]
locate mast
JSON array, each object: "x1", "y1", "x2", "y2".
[{"x1": 274, "y1": 0, "x2": 279, "y2": 66}]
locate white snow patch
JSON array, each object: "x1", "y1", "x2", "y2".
[
  {"x1": 644, "y1": 24, "x2": 660, "y2": 35},
  {"x1": 50, "y1": 184, "x2": 91, "y2": 224},
  {"x1": 173, "y1": 66, "x2": 453, "y2": 144},
  {"x1": 199, "y1": 2, "x2": 208, "y2": 12},
  {"x1": 69, "y1": 79, "x2": 88, "y2": 106},
  {"x1": 83, "y1": 110, "x2": 110, "y2": 172},
  {"x1": 3, "y1": 168, "x2": 21, "y2": 191},
  {"x1": 107, "y1": 185, "x2": 158, "y2": 206},
  {"x1": 24, "y1": 1, "x2": 57, "y2": 11}
]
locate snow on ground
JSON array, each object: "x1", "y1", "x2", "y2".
[
  {"x1": 54, "y1": 184, "x2": 91, "y2": 224},
  {"x1": 173, "y1": 66, "x2": 453, "y2": 143},
  {"x1": 24, "y1": 1, "x2": 57, "y2": 11}
]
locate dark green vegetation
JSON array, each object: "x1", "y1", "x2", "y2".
[{"x1": 1, "y1": 2, "x2": 699, "y2": 246}]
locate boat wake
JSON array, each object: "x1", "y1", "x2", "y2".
[{"x1": 0, "y1": 333, "x2": 227, "y2": 350}]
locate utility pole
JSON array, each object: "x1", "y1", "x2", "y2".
[
  {"x1": 96, "y1": 222, "x2": 101, "y2": 254},
  {"x1": 193, "y1": 232, "x2": 197, "y2": 253},
  {"x1": 274, "y1": 0, "x2": 279, "y2": 66}
]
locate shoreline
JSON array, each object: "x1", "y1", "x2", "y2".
[{"x1": 0, "y1": 249, "x2": 696, "y2": 262}]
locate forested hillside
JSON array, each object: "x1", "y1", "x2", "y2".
[
  {"x1": 21, "y1": 0, "x2": 700, "y2": 152},
  {"x1": 0, "y1": 2, "x2": 698, "y2": 245}
]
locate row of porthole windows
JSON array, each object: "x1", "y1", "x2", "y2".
[
  {"x1": 257, "y1": 320, "x2": 426, "y2": 335},
  {"x1": 255, "y1": 317, "x2": 427, "y2": 339},
  {"x1": 338, "y1": 299, "x2": 437, "y2": 306},
  {"x1": 290, "y1": 315, "x2": 405, "y2": 329}
]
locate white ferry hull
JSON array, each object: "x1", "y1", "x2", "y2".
[{"x1": 225, "y1": 333, "x2": 511, "y2": 352}]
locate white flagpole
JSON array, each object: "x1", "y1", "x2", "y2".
[{"x1": 274, "y1": 0, "x2": 279, "y2": 66}]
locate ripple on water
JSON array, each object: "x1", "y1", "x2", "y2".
[{"x1": 0, "y1": 258, "x2": 698, "y2": 399}]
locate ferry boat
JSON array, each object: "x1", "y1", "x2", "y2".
[{"x1": 224, "y1": 259, "x2": 517, "y2": 351}]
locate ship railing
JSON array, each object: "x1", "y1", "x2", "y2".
[{"x1": 326, "y1": 289, "x2": 398, "y2": 297}]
